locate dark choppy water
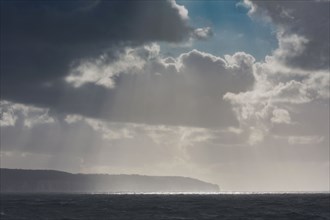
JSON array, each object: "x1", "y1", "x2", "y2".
[{"x1": 0, "y1": 193, "x2": 329, "y2": 220}]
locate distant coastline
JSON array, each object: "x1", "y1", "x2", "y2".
[{"x1": 0, "y1": 168, "x2": 219, "y2": 193}]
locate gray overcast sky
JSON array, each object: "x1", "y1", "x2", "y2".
[{"x1": 1, "y1": 0, "x2": 329, "y2": 191}]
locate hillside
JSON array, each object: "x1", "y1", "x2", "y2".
[{"x1": 0, "y1": 169, "x2": 219, "y2": 193}]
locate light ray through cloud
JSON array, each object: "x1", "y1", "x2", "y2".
[{"x1": 1, "y1": 0, "x2": 329, "y2": 192}]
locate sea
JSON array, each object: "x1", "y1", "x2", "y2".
[{"x1": 0, "y1": 193, "x2": 329, "y2": 220}]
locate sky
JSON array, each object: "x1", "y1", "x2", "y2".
[{"x1": 0, "y1": 0, "x2": 329, "y2": 192}]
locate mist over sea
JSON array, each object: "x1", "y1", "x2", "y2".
[{"x1": 1, "y1": 193, "x2": 329, "y2": 220}]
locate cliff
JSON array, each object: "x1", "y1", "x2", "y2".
[{"x1": 0, "y1": 169, "x2": 219, "y2": 193}]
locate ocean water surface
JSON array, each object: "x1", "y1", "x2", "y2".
[{"x1": 1, "y1": 193, "x2": 329, "y2": 220}]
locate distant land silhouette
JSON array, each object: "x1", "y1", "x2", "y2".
[{"x1": 0, "y1": 169, "x2": 219, "y2": 193}]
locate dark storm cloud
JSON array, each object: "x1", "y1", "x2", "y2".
[
  {"x1": 0, "y1": 0, "x2": 254, "y2": 128},
  {"x1": 1, "y1": 0, "x2": 190, "y2": 108}
]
